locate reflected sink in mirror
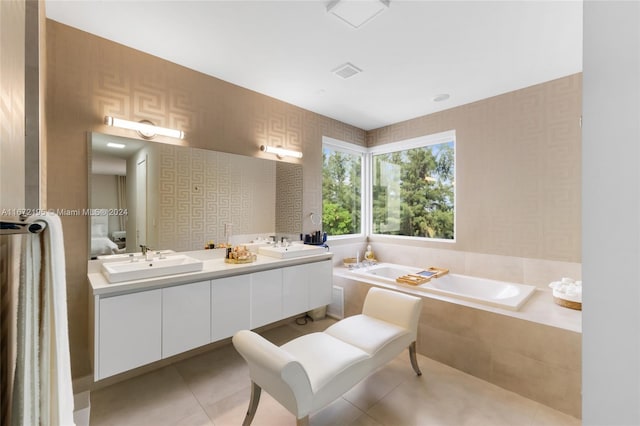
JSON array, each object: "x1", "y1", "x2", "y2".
[
  {"x1": 101, "y1": 254, "x2": 204, "y2": 283},
  {"x1": 258, "y1": 244, "x2": 327, "y2": 259}
]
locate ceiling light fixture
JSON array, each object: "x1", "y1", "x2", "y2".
[
  {"x1": 327, "y1": 0, "x2": 390, "y2": 29},
  {"x1": 432, "y1": 94, "x2": 450, "y2": 102},
  {"x1": 260, "y1": 145, "x2": 303, "y2": 159},
  {"x1": 104, "y1": 116, "x2": 185, "y2": 140},
  {"x1": 106, "y1": 142, "x2": 126, "y2": 149}
]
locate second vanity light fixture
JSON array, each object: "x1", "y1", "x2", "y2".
[
  {"x1": 260, "y1": 145, "x2": 303, "y2": 159},
  {"x1": 104, "y1": 116, "x2": 185, "y2": 140}
]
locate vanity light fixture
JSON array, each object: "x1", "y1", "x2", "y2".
[
  {"x1": 327, "y1": 0, "x2": 390, "y2": 29},
  {"x1": 260, "y1": 145, "x2": 303, "y2": 159},
  {"x1": 104, "y1": 116, "x2": 185, "y2": 140}
]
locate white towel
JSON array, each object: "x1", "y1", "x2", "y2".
[
  {"x1": 12, "y1": 218, "x2": 41, "y2": 425},
  {"x1": 12, "y1": 213, "x2": 75, "y2": 426}
]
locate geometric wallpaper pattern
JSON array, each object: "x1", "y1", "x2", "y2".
[
  {"x1": 157, "y1": 145, "x2": 276, "y2": 251},
  {"x1": 367, "y1": 74, "x2": 582, "y2": 263},
  {"x1": 275, "y1": 162, "x2": 303, "y2": 235}
]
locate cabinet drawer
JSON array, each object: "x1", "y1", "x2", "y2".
[
  {"x1": 98, "y1": 290, "x2": 162, "y2": 380},
  {"x1": 162, "y1": 281, "x2": 211, "y2": 358}
]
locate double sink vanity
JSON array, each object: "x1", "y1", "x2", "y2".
[{"x1": 88, "y1": 244, "x2": 332, "y2": 381}]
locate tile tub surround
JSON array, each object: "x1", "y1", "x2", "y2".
[
  {"x1": 356, "y1": 241, "x2": 582, "y2": 290},
  {"x1": 332, "y1": 275, "x2": 582, "y2": 419}
]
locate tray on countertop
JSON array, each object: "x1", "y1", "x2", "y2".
[{"x1": 395, "y1": 266, "x2": 449, "y2": 286}]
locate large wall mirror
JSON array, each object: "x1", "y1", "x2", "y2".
[{"x1": 88, "y1": 132, "x2": 303, "y2": 259}]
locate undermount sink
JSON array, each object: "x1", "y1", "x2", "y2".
[
  {"x1": 258, "y1": 244, "x2": 327, "y2": 259},
  {"x1": 101, "y1": 254, "x2": 204, "y2": 283}
]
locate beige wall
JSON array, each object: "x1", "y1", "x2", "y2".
[
  {"x1": 1, "y1": 0, "x2": 26, "y2": 210},
  {"x1": 46, "y1": 20, "x2": 365, "y2": 377},
  {"x1": 367, "y1": 74, "x2": 582, "y2": 264},
  {"x1": 1, "y1": 3, "x2": 26, "y2": 423}
]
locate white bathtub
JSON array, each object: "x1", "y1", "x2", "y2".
[{"x1": 349, "y1": 263, "x2": 536, "y2": 311}]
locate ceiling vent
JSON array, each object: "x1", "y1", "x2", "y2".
[{"x1": 332, "y1": 62, "x2": 363, "y2": 79}]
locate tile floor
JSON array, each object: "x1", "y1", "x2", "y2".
[{"x1": 90, "y1": 318, "x2": 581, "y2": 426}]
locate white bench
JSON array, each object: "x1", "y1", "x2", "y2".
[{"x1": 232, "y1": 287, "x2": 423, "y2": 425}]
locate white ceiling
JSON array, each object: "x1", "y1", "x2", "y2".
[{"x1": 45, "y1": 0, "x2": 583, "y2": 131}]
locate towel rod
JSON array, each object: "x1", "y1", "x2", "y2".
[{"x1": 0, "y1": 217, "x2": 47, "y2": 235}]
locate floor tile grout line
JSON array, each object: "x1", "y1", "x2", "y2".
[
  {"x1": 338, "y1": 396, "x2": 371, "y2": 426},
  {"x1": 171, "y1": 361, "x2": 219, "y2": 425}
]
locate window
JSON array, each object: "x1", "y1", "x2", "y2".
[
  {"x1": 322, "y1": 131, "x2": 455, "y2": 241},
  {"x1": 322, "y1": 139, "x2": 364, "y2": 237},
  {"x1": 371, "y1": 133, "x2": 455, "y2": 240}
]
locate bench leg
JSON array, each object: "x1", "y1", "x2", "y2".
[
  {"x1": 409, "y1": 341, "x2": 422, "y2": 376},
  {"x1": 242, "y1": 381, "x2": 262, "y2": 426},
  {"x1": 296, "y1": 415, "x2": 309, "y2": 426}
]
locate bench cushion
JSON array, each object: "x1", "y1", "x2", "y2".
[
  {"x1": 324, "y1": 314, "x2": 411, "y2": 356},
  {"x1": 280, "y1": 332, "x2": 369, "y2": 394}
]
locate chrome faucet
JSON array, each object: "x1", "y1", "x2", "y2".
[{"x1": 140, "y1": 245, "x2": 154, "y2": 260}]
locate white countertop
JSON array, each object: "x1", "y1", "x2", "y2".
[
  {"x1": 88, "y1": 249, "x2": 333, "y2": 296},
  {"x1": 334, "y1": 267, "x2": 581, "y2": 333}
]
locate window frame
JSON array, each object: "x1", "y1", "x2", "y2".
[
  {"x1": 322, "y1": 129, "x2": 456, "y2": 243},
  {"x1": 322, "y1": 137, "x2": 367, "y2": 240},
  {"x1": 368, "y1": 130, "x2": 456, "y2": 243}
]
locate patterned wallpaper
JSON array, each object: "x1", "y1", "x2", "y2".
[
  {"x1": 156, "y1": 145, "x2": 276, "y2": 251},
  {"x1": 367, "y1": 74, "x2": 582, "y2": 263},
  {"x1": 275, "y1": 162, "x2": 303, "y2": 234}
]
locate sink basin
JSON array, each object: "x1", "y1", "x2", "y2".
[
  {"x1": 101, "y1": 254, "x2": 204, "y2": 283},
  {"x1": 258, "y1": 244, "x2": 327, "y2": 259}
]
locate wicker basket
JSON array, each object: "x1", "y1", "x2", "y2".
[
  {"x1": 224, "y1": 256, "x2": 256, "y2": 264},
  {"x1": 553, "y1": 296, "x2": 582, "y2": 310}
]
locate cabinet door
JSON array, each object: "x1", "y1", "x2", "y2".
[
  {"x1": 98, "y1": 289, "x2": 161, "y2": 380},
  {"x1": 307, "y1": 260, "x2": 333, "y2": 309},
  {"x1": 282, "y1": 264, "x2": 310, "y2": 317},
  {"x1": 162, "y1": 281, "x2": 211, "y2": 358},
  {"x1": 212, "y1": 274, "x2": 251, "y2": 341},
  {"x1": 250, "y1": 269, "x2": 283, "y2": 328}
]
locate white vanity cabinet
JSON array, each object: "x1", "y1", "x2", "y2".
[
  {"x1": 250, "y1": 268, "x2": 284, "y2": 328},
  {"x1": 282, "y1": 260, "x2": 332, "y2": 317},
  {"x1": 212, "y1": 274, "x2": 251, "y2": 341},
  {"x1": 308, "y1": 260, "x2": 333, "y2": 306},
  {"x1": 162, "y1": 280, "x2": 211, "y2": 358},
  {"x1": 91, "y1": 256, "x2": 333, "y2": 381},
  {"x1": 97, "y1": 289, "x2": 162, "y2": 380}
]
